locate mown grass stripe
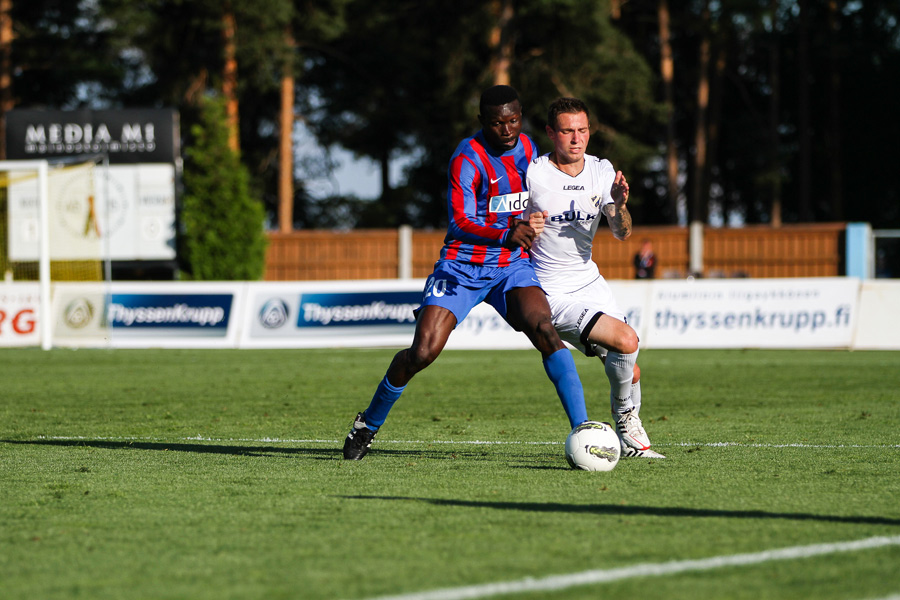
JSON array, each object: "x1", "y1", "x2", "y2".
[{"x1": 364, "y1": 536, "x2": 900, "y2": 600}]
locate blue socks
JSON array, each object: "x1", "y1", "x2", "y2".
[
  {"x1": 364, "y1": 350, "x2": 585, "y2": 432},
  {"x1": 543, "y1": 348, "x2": 588, "y2": 428},
  {"x1": 363, "y1": 375, "x2": 406, "y2": 431}
]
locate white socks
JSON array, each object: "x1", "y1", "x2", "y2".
[
  {"x1": 605, "y1": 349, "x2": 638, "y2": 415},
  {"x1": 631, "y1": 378, "x2": 642, "y2": 415}
]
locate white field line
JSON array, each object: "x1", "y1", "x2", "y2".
[
  {"x1": 362, "y1": 535, "x2": 900, "y2": 600},
  {"x1": 33, "y1": 435, "x2": 900, "y2": 450}
]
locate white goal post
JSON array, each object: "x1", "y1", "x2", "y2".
[
  {"x1": 0, "y1": 160, "x2": 51, "y2": 348},
  {"x1": 1, "y1": 158, "x2": 111, "y2": 349}
]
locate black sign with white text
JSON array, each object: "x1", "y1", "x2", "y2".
[{"x1": 5, "y1": 108, "x2": 179, "y2": 163}]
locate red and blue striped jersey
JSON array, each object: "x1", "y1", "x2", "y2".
[{"x1": 440, "y1": 131, "x2": 538, "y2": 267}]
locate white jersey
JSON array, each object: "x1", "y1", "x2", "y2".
[{"x1": 525, "y1": 153, "x2": 617, "y2": 295}]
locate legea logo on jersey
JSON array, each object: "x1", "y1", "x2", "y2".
[
  {"x1": 259, "y1": 298, "x2": 289, "y2": 329},
  {"x1": 489, "y1": 191, "x2": 529, "y2": 213},
  {"x1": 298, "y1": 292, "x2": 419, "y2": 328}
]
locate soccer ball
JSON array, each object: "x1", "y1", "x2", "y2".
[{"x1": 565, "y1": 421, "x2": 621, "y2": 471}]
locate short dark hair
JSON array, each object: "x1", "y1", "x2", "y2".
[
  {"x1": 547, "y1": 97, "x2": 590, "y2": 130},
  {"x1": 479, "y1": 85, "x2": 520, "y2": 114}
]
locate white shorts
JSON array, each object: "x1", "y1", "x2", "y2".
[{"x1": 546, "y1": 276, "x2": 627, "y2": 356}]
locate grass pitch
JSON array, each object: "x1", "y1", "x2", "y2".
[{"x1": 1, "y1": 347, "x2": 899, "y2": 600}]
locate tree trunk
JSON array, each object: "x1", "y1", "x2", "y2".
[
  {"x1": 489, "y1": 0, "x2": 514, "y2": 86},
  {"x1": 222, "y1": 4, "x2": 240, "y2": 153},
  {"x1": 658, "y1": 0, "x2": 678, "y2": 222},
  {"x1": 184, "y1": 69, "x2": 208, "y2": 106},
  {"x1": 826, "y1": 0, "x2": 843, "y2": 220},
  {"x1": 769, "y1": 0, "x2": 783, "y2": 227},
  {"x1": 797, "y1": 0, "x2": 812, "y2": 220},
  {"x1": 691, "y1": 1, "x2": 711, "y2": 225},
  {"x1": 707, "y1": 43, "x2": 725, "y2": 224},
  {"x1": 610, "y1": 0, "x2": 622, "y2": 20},
  {"x1": 278, "y1": 29, "x2": 295, "y2": 233},
  {"x1": 0, "y1": 0, "x2": 13, "y2": 160}
]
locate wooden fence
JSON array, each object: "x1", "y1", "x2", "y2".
[{"x1": 264, "y1": 223, "x2": 848, "y2": 281}]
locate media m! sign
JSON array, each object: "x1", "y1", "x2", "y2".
[
  {"x1": 4, "y1": 108, "x2": 179, "y2": 262},
  {"x1": 6, "y1": 108, "x2": 178, "y2": 163}
]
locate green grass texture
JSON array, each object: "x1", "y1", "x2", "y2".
[{"x1": 1, "y1": 348, "x2": 899, "y2": 600}]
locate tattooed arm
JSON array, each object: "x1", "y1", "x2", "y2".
[{"x1": 603, "y1": 170, "x2": 632, "y2": 241}]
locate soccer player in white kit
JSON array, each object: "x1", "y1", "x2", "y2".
[{"x1": 526, "y1": 97, "x2": 664, "y2": 458}]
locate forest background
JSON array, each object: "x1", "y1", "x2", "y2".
[{"x1": 2, "y1": 0, "x2": 898, "y2": 234}]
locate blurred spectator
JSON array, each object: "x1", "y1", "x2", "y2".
[{"x1": 633, "y1": 239, "x2": 656, "y2": 279}]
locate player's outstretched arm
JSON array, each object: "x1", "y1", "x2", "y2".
[{"x1": 604, "y1": 171, "x2": 632, "y2": 241}]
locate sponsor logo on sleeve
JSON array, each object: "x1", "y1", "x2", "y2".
[{"x1": 488, "y1": 191, "x2": 530, "y2": 214}]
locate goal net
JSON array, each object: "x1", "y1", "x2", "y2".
[{"x1": 1, "y1": 158, "x2": 112, "y2": 348}]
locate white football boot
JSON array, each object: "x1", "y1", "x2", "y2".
[
  {"x1": 615, "y1": 408, "x2": 665, "y2": 459},
  {"x1": 621, "y1": 446, "x2": 667, "y2": 459}
]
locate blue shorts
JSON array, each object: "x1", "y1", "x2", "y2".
[{"x1": 417, "y1": 259, "x2": 544, "y2": 330}]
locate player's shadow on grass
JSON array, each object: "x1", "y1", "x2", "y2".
[
  {"x1": 340, "y1": 495, "x2": 900, "y2": 528},
  {"x1": 0, "y1": 439, "x2": 510, "y2": 462},
  {"x1": 0, "y1": 438, "x2": 341, "y2": 460}
]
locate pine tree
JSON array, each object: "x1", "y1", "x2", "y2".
[{"x1": 181, "y1": 96, "x2": 267, "y2": 280}]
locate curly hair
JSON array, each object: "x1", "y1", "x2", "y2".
[{"x1": 479, "y1": 85, "x2": 520, "y2": 114}]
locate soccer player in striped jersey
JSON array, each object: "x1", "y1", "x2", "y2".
[
  {"x1": 525, "y1": 97, "x2": 664, "y2": 459},
  {"x1": 343, "y1": 85, "x2": 590, "y2": 460}
]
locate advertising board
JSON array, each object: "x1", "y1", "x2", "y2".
[
  {"x1": 644, "y1": 278, "x2": 859, "y2": 349},
  {"x1": 241, "y1": 281, "x2": 420, "y2": 348},
  {"x1": 52, "y1": 282, "x2": 243, "y2": 348},
  {"x1": 7, "y1": 163, "x2": 176, "y2": 261},
  {"x1": 0, "y1": 283, "x2": 40, "y2": 347},
  {"x1": 4, "y1": 109, "x2": 178, "y2": 262},
  {"x1": 5, "y1": 109, "x2": 178, "y2": 164},
  {"x1": 853, "y1": 281, "x2": 900, "y2": 350},
  {"x1": 3, "y1": 277, "x2": 897, "y2": 351}
]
